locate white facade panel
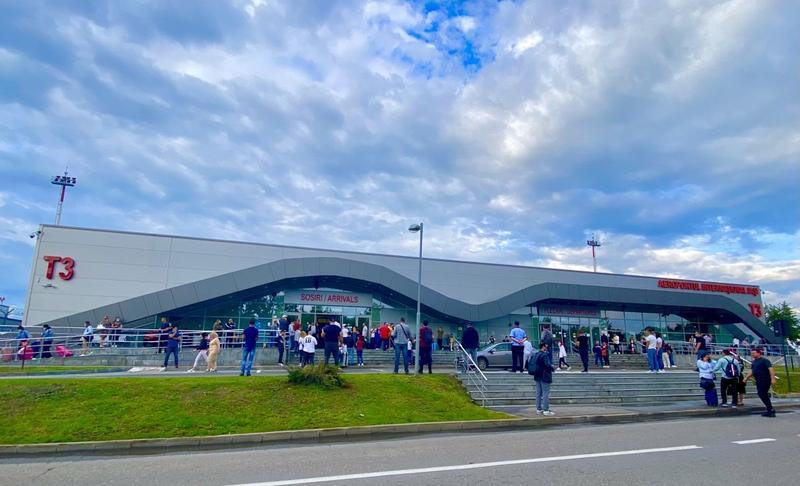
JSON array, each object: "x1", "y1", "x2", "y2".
[{"x1": 23, "y1": 225, "x2": 764, "y2": 326}]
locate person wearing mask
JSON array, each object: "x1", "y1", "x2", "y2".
[
  {"x1": 40, "y1": 324, "x2": 54, "y2": 359},
  {"x1": 532, "y1": 342, "x2": 556, "y2": 416},
  {"x1": 461, "y1": 323, "x2": 480, "y2": 367},
  {"x1": 391, "y1": 317, "x2": 412, "y2": 374},
  {"x1": 161, "y1": 323, "x2": 182, "y2": 370},
  {"x1": 206, "y1": 331, "x2": 220, "y2": 372},
  {"x1": 509, "y1": 321, "x2": 527, "y2": 373},
  {"x1": 418, "y1": 320, "x2": 434, "y2": 374},
  {"x1": 240, "y1": 319, "x2": 259, "y2": 376},
  {"x1": 188, "y1": 332, "x2": 209, "y2": 373},
  {"x1": 81, "y1": 321, "x2": 93, "y2": 356},
  {"x1": 744, "y1": 347, "x2": 777, "y2": 417},
  {"x1": 697, "y1": 351, "x2": 718, "y2": 407}
]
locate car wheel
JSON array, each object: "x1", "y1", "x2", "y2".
[{"x1": 477, "y1": 357, "x2": 488, "y2": 370}]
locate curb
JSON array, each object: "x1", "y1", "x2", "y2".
[{"x1": 1, "y1": 403, "x2": 796, "y2": 458}]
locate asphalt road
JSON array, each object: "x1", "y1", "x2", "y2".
[{"x1": 1, "y1": 412, "x2": 798, "y2": 485}]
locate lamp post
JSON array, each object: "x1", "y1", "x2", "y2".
[
  {"x1": 586, "y1": 234, "x2": 601, "y2": 272},
  {"x1": 51, "y1": 169, "x2": 77, "y2": 225},
  {"x1": 408, "y1": 223, "x2": 423, "y2": 373}
]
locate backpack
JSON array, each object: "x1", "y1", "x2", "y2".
[
  {"x1": 422, "y1": 327, "x2": 433, "y2": 346},
  {"x1": 725, "y1": 358, "x2": 740, "y2": 379},
  {"x1": 528, "y1": 351, "x2": 540, "y2": 376}
]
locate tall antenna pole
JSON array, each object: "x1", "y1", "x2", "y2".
[
  {"x1": 51, "y1": 168, "x2": 77, "y2": 225},
  {"x1": 586, "y1": 234, "x2": 601, "y2": 272}
]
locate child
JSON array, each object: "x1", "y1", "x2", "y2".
[
  {"x1": 187, "y1": 332, "x2": 209, "y2": 372},
  {"x1": 448, "y1": 334, "x2": 455, "y2": 351},
  {"x1": 593, "y1": 342, "x2": 602, "y2": 366},
  {"x1": 356, "y1": 334, "x2": 365, "y2": 367},
  {"x1": 558, "y1": 341, "x2": 571, "y2": 370},
  {"x1": 339, "y1": 341, "x2": 348, "y2": 368},
  {"x1": 601, "y1": 342, "x2": 610, "y2": 368}
]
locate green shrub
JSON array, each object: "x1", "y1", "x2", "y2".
[{"x1": 287, "y1": 364, "x2": 346, "y2": 389}]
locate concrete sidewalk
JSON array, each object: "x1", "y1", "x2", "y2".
[{"x1": 1, "y1": 399, "x2": 797, "y2": 458}]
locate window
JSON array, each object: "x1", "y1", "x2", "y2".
[{"x1": 493, "y1": 343, "x2": 512, "y2": 352}]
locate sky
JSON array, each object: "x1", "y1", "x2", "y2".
[{"x1": 1, "y1": 0, "x2": 798, "y2": 318}]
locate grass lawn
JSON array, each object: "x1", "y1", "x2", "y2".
[
  {"x1": 0, "y1": 374, "x2": 509, "y2": 444},
  {"x1": 0, "y1": 366, "x2": 120, "y2": 375},
  {"x1": 773, "y1": 370, "x2": 800, "y2": 395}
]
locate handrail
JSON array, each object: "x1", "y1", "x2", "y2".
[{"x1": 454, "y1": 339, "x2": 487, "y2": 381}]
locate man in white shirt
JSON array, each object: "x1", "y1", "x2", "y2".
[
  {"x1": 644, "y1": 329, "x2": 658, "y2": 373},
  {"x1": 81, "y1": 321, "x2": 93, "y2": 356}
]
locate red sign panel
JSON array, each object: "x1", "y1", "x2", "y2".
[
  {"x1": 43, "y1": 256, "x2": 75, "y2": 281},
  {"x1": 657, "y1": 279, "x2": 759, "y2": 297}
]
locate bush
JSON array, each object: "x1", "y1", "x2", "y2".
[{"x1": 287, "y1": 364, "x2": 346, "y2": 389}]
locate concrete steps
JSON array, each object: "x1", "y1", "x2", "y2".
[{"x1": 458, "y1": 371, "x2": 703, "y2": 407}]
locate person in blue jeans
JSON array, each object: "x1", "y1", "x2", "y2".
[
  {"x1": 392, "y1": 318, "x2": 412, "y2": 373},
  {"x1": 240, "y1": 319, "x2": 259, "y2": 376},
  {"x1": 533, "y1": 342, "x2": 556, "y2": 416},
  {"x1": 162, "y1": 323, "x2": 181, "y2": 370},
  {"x1": 644, "y1": 328, "x2": 658, "y2": 373}
]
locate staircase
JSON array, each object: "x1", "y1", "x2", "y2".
[{"x1": 458, "y1": 371, "x2": 701, "y2": 408}]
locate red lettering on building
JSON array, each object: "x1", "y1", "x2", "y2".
[
  {"x1": 748, "y1": 303, "x2": 763, "y2": 318},
  {"x1": 43, "y1": 256, "x2": 75, "y2": 281},
  {"x1": 657, "y1": 279, "x2": 759, "y2": 296}
]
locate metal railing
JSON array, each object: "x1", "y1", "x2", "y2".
[{"x1": 453, "y1": 339, "x2": 488, "y2": 405}]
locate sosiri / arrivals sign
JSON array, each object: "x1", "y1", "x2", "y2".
[{"x1": 283, "y1": 290, "x2": 372, "y2": 308}]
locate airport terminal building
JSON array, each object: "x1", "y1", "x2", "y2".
[{"x1": 23, "y1": 225, "x2": 779, "y2": 344}]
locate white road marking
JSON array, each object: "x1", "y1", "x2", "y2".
[
  {"x1": 732, "y1": 438, "x2": 776, "y2": 445},
  {"x1": 227, "y1": 445, "x2": 702, "y2": 486}
]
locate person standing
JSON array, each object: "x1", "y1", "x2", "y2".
[
  {"x1": 158, "y1": 317, "x2": 171, "y2": 354},
  {"x1": 81, "y1": 321, "x2": 93, "y2": 356},
  {"x1": 714, "y1": 349, "x2": 741, "y2": 408},
  {"x1": 188, "y1": 332, "x2": 209, "y2": 372},
  {"x1": 557, "y1": 341, "x2": 571, "y2": 370},
  {"x1": 436, "y1": 326, "x2": 444, "y2": 351},
  {"x1": 697, "y1": 351, "x2": 718, "y2": 406},
  {"x1": 301, "y1": 334, "x2": 317, "y2": 366},
  {"x1": 523, "y1": 339, "x2": 534, "y2": 371},
  {"x1": 224, "y1": 318, "x2": 236, "y2": 349},
  {"x1": 379, "y1": 322, "x2": 391, "y2": 351},
  {"x1": 644, "y1": 329, "x2": 658, "y2": 373},
  {"x1": 40, "y1": 324, "x2": 54, "y2": 359},
  {"x1": 533, "y1": 342, "x2": 556, "y2": 416},
  {"x1": 541, "y1": 326, "x2": 554, "y2": 363},
  {"x1": 355, "y1": 333, "x2": 365, "y2": 367},
  {"x1": 744, "y1": 347, "x2": 777, "y2": 417},
  {"x1": 418, "y1": 320, "x2": 434, "y2": 374},
  {"x1": 206, "y1": 331, "x2": 220, "y2": 372},
  {"x1": 655, "y1": 332, "x2": 665, "y2": 372},
  {"x1": 612, "y1": 333, "x2": 621, "y2": 354},
  {"x1": 161, "y1": 323, "x2": 181, "y2": 370},
  {"x1": 321, "y1": 320, "x2": 342, "y2": 367},
  {"x1": 693, "y1": 330, "x2": 707, "y2": 361},
  {"x1": 392, "y1": 317, "x2": 412, "y2": 374},
  {"x1": 575, "y1": 330, "x2": 590, "y2": 373},
  {"x1": 240, "y1": 319, "x2": 259, "y2": 376},
  {"x1": 461, "y1": 322, "x2": 480, "y2": 367},
  {"x1": 275, "y1": 330, "x2": 286, "y2": 366},
  {"x1": 509, "y1": 321, "x2": 527, "y2": 373}
]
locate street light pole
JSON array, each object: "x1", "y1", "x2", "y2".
[
  {"x1": 409, "y1": 223, "x2": 423, "y2": 373},
  {"x1": 51, "y1": 169, "x2": 77, "y2": 226},
  {"x1": 586, "y1": 234, "x2": 601, "y2": 272}
]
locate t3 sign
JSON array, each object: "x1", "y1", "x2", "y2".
[
  {"x1": 43, "y1": 256, "x2": 75, "y2": 281},
  {"x1": 748, "y1": 303, "x2": 763, "y2": 319}
]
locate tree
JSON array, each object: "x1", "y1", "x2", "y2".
[{"x1": 765, "y1": 301, "x2": 799, "y2": 341}]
